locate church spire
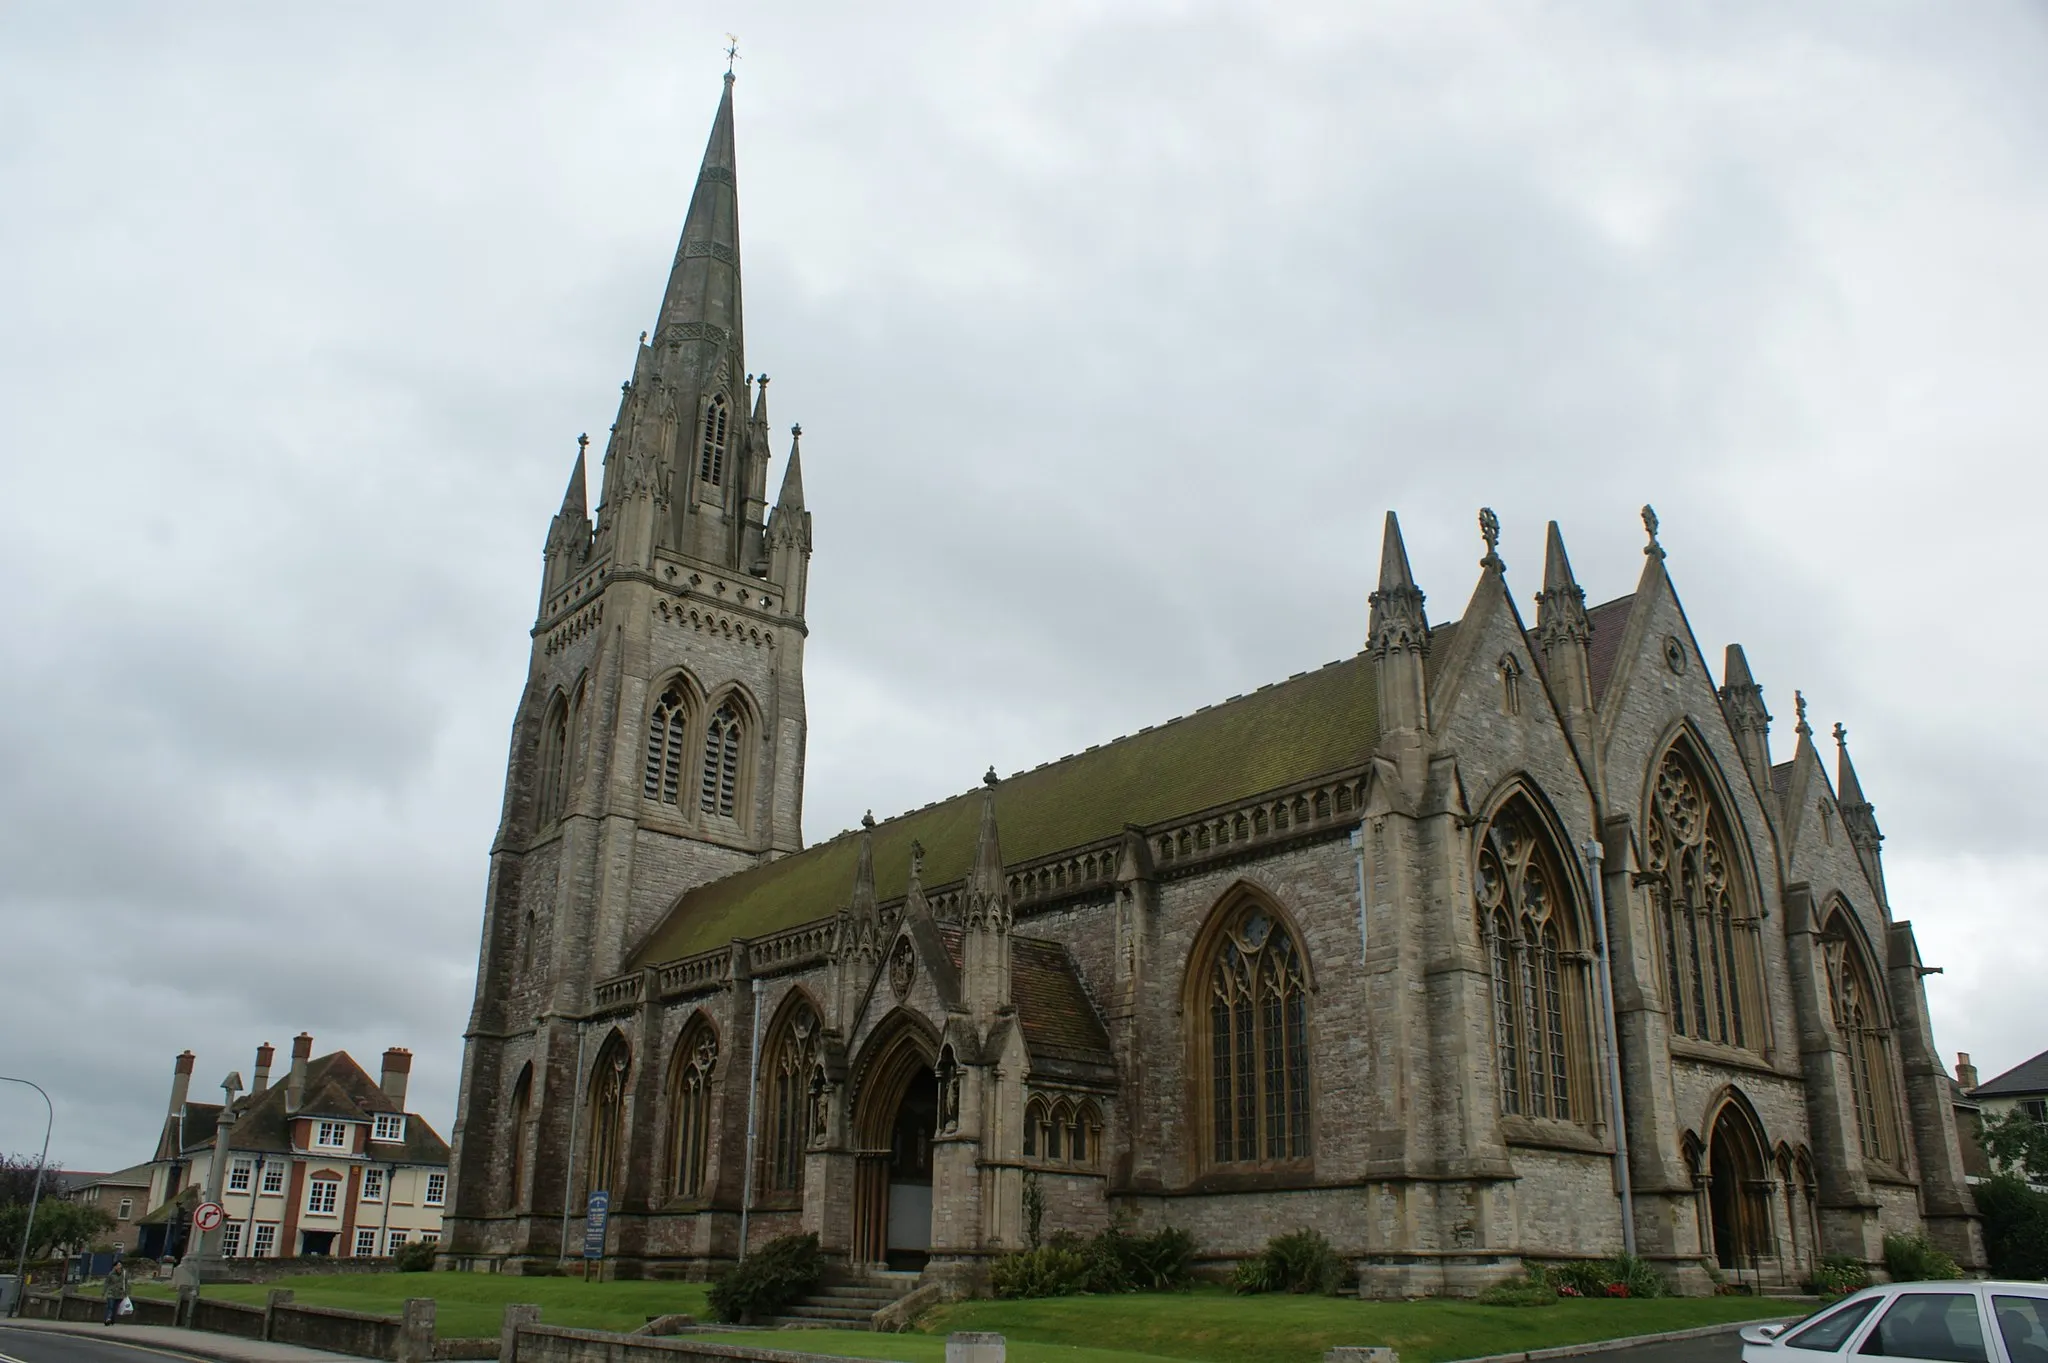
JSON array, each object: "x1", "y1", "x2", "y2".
[
  {"x1": 541, "y1": 435, "x2": 593, "y2": 607},
  {"x1": 1368, "y1": 511, "x2": 1430, "y2": 737},
  {"x1": 961, "y1": 768, "x2": 1012, "y2": 1026},
  {"x1": 1534, "y1": 520, "x2": 1592, "y2": 709},
  {"x1": 1719, "y1": 643, "x2": 1772, "y2": 795},
  {"x1": 654, "y1": 72, "x2": 744, "y2": 348}
]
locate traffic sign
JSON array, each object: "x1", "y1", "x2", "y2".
[{"x1": 193, "y1": 1202, "x2": 225, "y2": 1232}]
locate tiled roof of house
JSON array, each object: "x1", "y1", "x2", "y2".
[
  {"x1": 1974, "y1": 1047, "x2": 2048, "y2": 1098},
  {"x1": 180, "y1": 1052, "x2": 449, "y2": 1167},
  {"x1": 628, "y1": 651, "x2": 1386, "y2": 967}
]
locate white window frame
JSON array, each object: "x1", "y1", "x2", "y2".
[
  {"x1": 252, "y1": 1223, "x2": 277, "y2": 1258},
  {"x1": 361, "y1": 1167, "x2": 384, "y2": 1202},
  {"x1": 386, "y1": 1230, "x2": 408, "y2": 1254},
  {"x1": 353, "y1": 1229, "x2": 378, "y2": 1257},
  {"x1": 117, "y1": 1198, "x2": 133, "y2": 1220},
  {"x1": 419, "y1": 1231, "x2": 439, "y2": 1245},
  {"x1": 227, "y1": 1158, "x2": 254, "y2": 1192},
  {"x1": 306, "y1": 1177, "x2": 340, "y2": 1216},
  {"x1": 423, "y1": 1172, "x2": 446, "y2": 1207},
  {"x1": 221, "y1": 1222, "x2": 244, "y2": 1258},
  {"x1": 260, "y1": 1163, "x2": 286, "y2": 1195},
  {"x1": 373, "y1": 1114, "x2": 406, "y2": 1143},
  {"x1": 315, "y1": 1120, "x2": 349, "y2": 1149}
]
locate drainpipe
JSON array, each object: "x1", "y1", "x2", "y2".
[
  {"x1": 1350, "y1": 824, "x2": 1370, "y2": 964},
  {"x1": 380, "y1": 1163, "x2": 394, "y2": 1256},
  {"x1": 1586, "y1": 837, "x2": 1636, "y2": 1258},
  {"x1": 558, "y1": 1022, "x2": 589, "y2": 1263},
  {"x1": 240, "y1": 1156, "x2": 265, "y2": 1259},
  {"x1": 738, "y1": 979, "x2": 765, "y2": 1262}
]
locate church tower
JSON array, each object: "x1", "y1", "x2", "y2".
[{"x1": 446, "y1": 72, "x2": 814, "y2": 1249}]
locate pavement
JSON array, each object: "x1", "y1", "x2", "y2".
[{"x1": 0, "y1": 1321, "x2": 368, "y2": 1363}]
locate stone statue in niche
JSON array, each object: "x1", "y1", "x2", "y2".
[{"x1": 888, "y1": 938, "x2": 916, "y2": 1000}]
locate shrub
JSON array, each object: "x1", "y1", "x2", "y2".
[
  {"x1": 988, "y1": 1245, "x2": 1091, "y2": 1299},
  {"x1": 1478, "y1": 1264, "x2": 1558, "y2": 1308},
  {"x1": 1023, "y1": 1173, "x2": 1045, "y2": 1251},
  {"x1": 1807, "y1": 1254, "x2": 1872, "y2": 1297},
  {"x1": 1548, "y1": 1254, "x2": 1663, "y2": 1300},
  {"x1": 1233, "y1": 1228, "x2": 1345, "y2": 1296},
  {"x1": 1080, "y1": 1222, "x2": 1196, "y2": 1293},
  {"x1": 393, "y1": 1240, "x2": 438, "y2": 1273},
  {"x1": 1882, "y1": 1233, "x2": 1962, "y2": 1283},
  {"x1": 1976, "y1": 1173, "x2": 2048, "y2": 1281},
  {"x1": 707, "y1": 1232, "x2": 825, "y2": 1323}
]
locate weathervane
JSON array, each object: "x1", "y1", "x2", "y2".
[
  {"x1": 1478, "y1": 507, "x2": 1503, "y2": 572},
  {"x1": 724, "y1": 33, "x2": 740, "y2": 75}
]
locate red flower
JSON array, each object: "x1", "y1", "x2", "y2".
[{"x1": 1606, "y1": 1283, "x2": 1630, "y2": 1298}]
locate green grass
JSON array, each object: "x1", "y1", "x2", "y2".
[
  {"x1": 699, "y1": 1288, "x2": 1802, "y2": 1363},
  {"x1": 135, "y1": 1273, "x2": 711, "y2": 1339}
]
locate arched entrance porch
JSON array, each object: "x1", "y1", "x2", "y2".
[
  {"x1": 1706, "y1": 1099, "x2": 1775, "y2": 1274},
  {"x1": 850, "y1": 1017, "x2": 938, "y2": 1271}
]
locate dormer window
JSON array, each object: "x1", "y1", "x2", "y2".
[
  {"x1": 373, "y1": 1114, "x2": 406, "y2": 1143},
  {"x1": 314, "y1": 1120, "x2": 349, "y2": 1149},
  {"x1": 698, "y1": 395, "x2": 730, "y2": 485}
]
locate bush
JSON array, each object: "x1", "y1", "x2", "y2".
[
  {"x1": 1976, "y1": 1173, "x2": 2048, "y2": 1281},
  {"x1": 1807, "y1": 1254, "x2": 1873, "y2": 1297},
  {"x1": 1882, "y1": 1233, "x2": 1962, "y2": 1283},
  {"x1": 1549, "y1": 1254, "x2": 1664, "y2": 1300},
  {"x1": 707, "y1": 1232, "x2": 825, "y2": 1323},
  {"x1": 1233, "y1": 1228, "x2": 1345, "y2": 1296},
  {"x1": 393, "y1": 1240, "x2": 438, "y2": 1273},
  {"x1": 989, "y1": 1245, "x2": 1092, "y2": 1299},
  {"x1": 1478, "y1": 1264, "x2": 1558, "y2": 1307}
]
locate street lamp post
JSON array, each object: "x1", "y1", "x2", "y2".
[{"x1": 2, "y1": 1074, "x2": 54, "y2": 1316}]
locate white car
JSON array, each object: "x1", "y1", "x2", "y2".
[{"x1": 1739, "y1": 1280, "x2": 2048, "y2": 1363}]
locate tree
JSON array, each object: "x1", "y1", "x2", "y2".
[
  {"x1": 0, "y1": 1199, "x2": 114, "y2": 1260},
  {"x1": 0, "y1": 1151, "x2": 62, "y2": 1208},
  {"x1": 1978, "y1": 1108, "x2": 2048, "y2": 1183}
]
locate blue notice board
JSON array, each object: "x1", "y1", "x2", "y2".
[{"x1": 582, "y1": 1190, "x2": 611, "y2": 1259}]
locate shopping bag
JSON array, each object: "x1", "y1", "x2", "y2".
[{"x1": 119, "y1": 1296, "x2": 134, "y2": 1316}]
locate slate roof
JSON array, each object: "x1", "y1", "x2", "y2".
[
  {"x1": 928, "y1": 925, "x2": 1115, "y2": 1082},
  {"x1": 180, "y1": 1052, "x2": 450, "y2": 1167},
  {"x1": 1770, "y1": 761, "x2": 1795, "y2": 796},
  {"x1": 1974, "y1": 1048, "x2": 2048, "y2": 1098},
  {"x1": 629, "y1": 652, "x2": 1386, "y2": 967},
  {"x1": 1585, "y1": 594, "x2": 1636, "y2": 705}
]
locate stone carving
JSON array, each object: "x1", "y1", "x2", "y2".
[{"x1": 888, "y1": 937, "x2": 916, "y2": 1000}]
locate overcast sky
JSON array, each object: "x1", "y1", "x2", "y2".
[{"x1": 4, "y1": 2, "x2": 2045, "y2": 1176}]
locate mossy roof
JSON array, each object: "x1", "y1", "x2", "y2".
[{"x1": 627, "y1": 652, "x2": 1385, "y2": 968}]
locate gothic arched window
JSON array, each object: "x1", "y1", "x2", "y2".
[
  {"x1": 698, "y1": 395, "x2": 730, "y2": 485},
  {"x1": 1646, "y1": 741, "x2": 1762, "y2": 1049},
  {"x1": 507, "y1": 1063, "x2": 532, "y2": 1208},
  {"x1": 1823, "y1": 912, "x2": 1902, "y2": 1166},
  {"x1": 1192, "y1": 896, "x2": 1311, "y2": 1168},
  {"x1": 758, "y1": 997, "x2": 818, "y2": 1197},
  {"x1": 667, "y1": 1019, "x2": 718, "y2": 1201},
  {"x1": 1477, "y1": 797, "x2": 1596, "y2": 1123},
  {"x1": 585, "y1": 1035, "x2": 630, "y2": 1201},
  {"x1": 643, "y1": 682, "x2": 689, "y2": 805},
  {"x1": 536, "y1": 696, "x2": 569, "y2": 826},
  {"x1": 701, "y1": 699, "x2": 742, "y2": 817}
]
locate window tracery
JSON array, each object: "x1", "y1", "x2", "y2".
[
  {"x1": 1476, "y1": 798, "x2": 1594, "y2": 1123},
  {"x1": 698, "y1": 395, "x2": 730, "y2": 485},
  {"x1": 586, "y1": 1036, "x2": 630, "y2": 1200},
  {"x1": 1193, "y1": 897, "x2": 1311, "y2": 1168},
  {"x1": 644, "y1": 683, "x2": 690, "y2": 805},
  {"x1": 1646, "y1": 743, "x2": 1761, "y2": 1049},
  {"x1": 667, "y1": 1021, "x2": 717, "y2": 1201},
  {"x1": 701, "y1": 699, "x2": 742, "y2": 817},
  {"x1": 758, "y1": 998, "x2": 818, "y2": 1196},
  {"x1": 1823, "y1": 915, "x2": 1902, "y2": 1165}
]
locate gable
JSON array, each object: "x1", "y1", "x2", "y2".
[{"x1": 627, "y1": 653, "x2": 1383, "y2": 968}]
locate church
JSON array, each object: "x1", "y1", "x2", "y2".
[{"x1": 442, "y1": 74, "x2": 1982, "y2": 1296}]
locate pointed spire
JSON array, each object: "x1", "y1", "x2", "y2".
[
  {"x1": 970, "y1": 768, "x2": 1004, "y2": 895},
  {"x1": 1833, "y1": 723, "x2": 1864, "y2": 804},
  {"x1": 1719, "y1": 643, "x2": 1772, "y2": 793},
  {"x1": 1367, "y1": 511, "x2": 1429, "y2": 657},
  {"x1": 850, "y1": 809, "x2": 878, "y2": 917},
  {"x1": 1723, "y1": 642, "x2": 1755, "y2": 689},
  {"x1": 775, "y1": 423, "x2": 805, "y2": 511},
  {"x1": 1535, "y1": 520, "x2": 1590, "y2": 648},
  {"x1": 1833, "y1": 721, "x2": 1884, "y2": 860},
  {"x1": 652, "y1": 73, "x2": 743, "y2": 346},
  {"x1": 560, "y1": 435, "x2": 589, "y2": 520},
  {"x1": 752, "y1": 372, "x2": 769, "y2": 425}
]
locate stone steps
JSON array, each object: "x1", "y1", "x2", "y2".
[{"x1": 765, "y1": 1274, "x2": 918, "y2": 1331}]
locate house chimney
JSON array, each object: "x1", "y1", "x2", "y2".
[
  {"x1": 167, "y1": 1050, "x2": 195, "y2": 1116},
  {"x1": 285, "y1": 1032, "x2": 313, "y2": 1112},
  {"x1": 1957, "y1": 1052, "x2": 1979, "y2": 1091},
  {"x1": 380, "y1": 1048, "x2": 412, "y2": 1109},
  {"x1": 252, "y1": 1042, "x2": 276, "y2": 1094}
]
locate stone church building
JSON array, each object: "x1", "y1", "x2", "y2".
[{"x1": 443, "y1": 75, "x2": 1982, "y2": 1294}]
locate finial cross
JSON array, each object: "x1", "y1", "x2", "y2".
[
  {"x1": 1641, "y1": 504, "x2": 1664, "y2": 559},
  {"x1": 577, "y1": 432, "x2": 589, "y2": 453},
  {"x1": 724, "y1": 34, "x2": 740, "y2": 75},
  {"x1": 1478, "y1": 507, "x2": 1503, "y2": 571},
  {"x1": 1833, "y1": 721, "x2": 1847, "y2": 748}
]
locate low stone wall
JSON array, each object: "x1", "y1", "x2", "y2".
[
  {"x1": 220, "y1": 1255, "x2": 408, "y2": 1283},
  {"x1": 268, "y1": 1297, "x2": 405, "y2": 1359},
  {"x1": 192, "y1": 1297, "x2": 267, "y2": 1338},
  {"x1": 510, "y1": 1321, "x2": 901, "y2": 1363}
]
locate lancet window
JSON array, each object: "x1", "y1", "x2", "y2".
[
  {"x1": 536, "y1": 697, "x2": 569, "y2": 826},
  {"x1": 1193, "y1": 896, "x2": 1311, "y2": 1168},
  {"x1": 698, "y1": 395, "x2": 730, "y2": 485},
  {"x1": 1023, "y1": 1096, "x2": 1102, "y2": 1168},
  {"x1": 1476, "y1": 797, "x2": 1595, "y2": 1123},
  {"x1": 758, "y1": 997, "x2": 818, "y2": 1197},
  {"x1": 667, "y1": 1019, "x2": 718, "y2": 1201},
  {"x1": 585, "y1": 1036, "x2": 630, "y2": 1200},
  {"x1": 506, "y1": 1064, "x2": 532, "y2": 1207},
  {"x1": 701, "y1": 699, "x2": 742, "y2": 817},
  {"x1": 1646, "y1": 743, "x2": 1762, "y2": 1049},
  {"x1": 644, "y1": 683, "x2": 690, "y2": 805},
  {"x1": 1823, "y1": 913, "x2": 1902, "y2": 1166}
]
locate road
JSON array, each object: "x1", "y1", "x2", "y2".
[
  {"x1": 0, "y1": 1326, "x2": 211, "y2": 1363},
  {"x1": 1533, "y1": 1334, "x2": 1743, "y2": 1361}
]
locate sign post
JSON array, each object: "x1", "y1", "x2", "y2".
[{"x1": 581, "y1": 1191, "x2": 610, "y2": 1281}]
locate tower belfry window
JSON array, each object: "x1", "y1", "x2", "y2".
[
  {"x1": 698, "y1": 395, "x2": 730, "y2": 485},
  {"x1": 701, "y1": 700, "x2": 741, "y2": 817},
  {"x1": 645, "y1": 684, "x2": 689, "y2": 805}
]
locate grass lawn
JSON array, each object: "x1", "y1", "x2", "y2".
[
  {"x1": 697, "y1": 1288, "x2": 1805, "y2": 1363},
  {"x1": 135, "y1": 1273, "x2": 712, "y2": 1339}
]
